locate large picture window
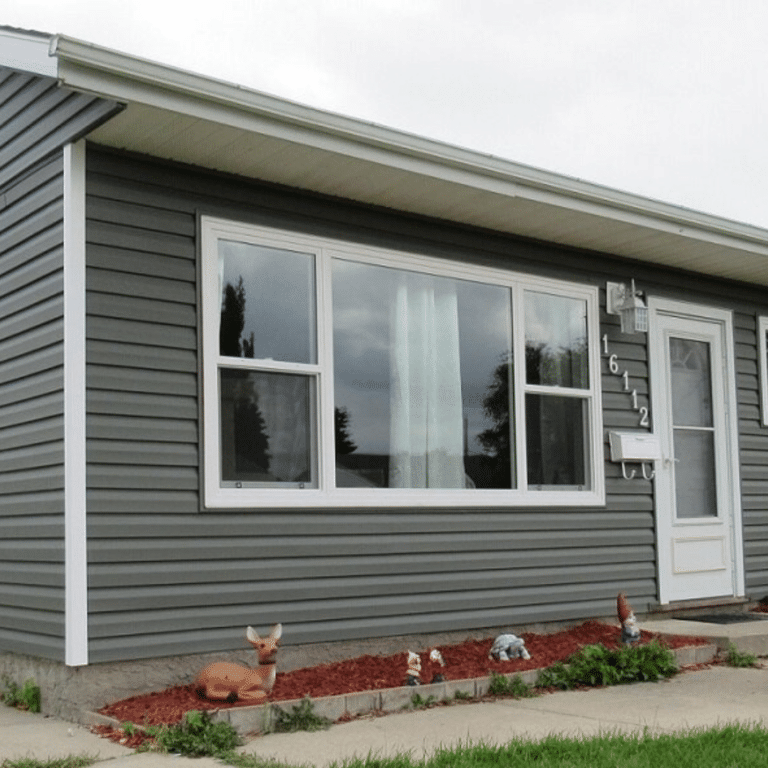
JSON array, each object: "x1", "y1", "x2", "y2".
[{"x1": 202, "y1": 218, "x2": 604, "y2": 507}]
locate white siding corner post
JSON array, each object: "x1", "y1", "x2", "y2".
[{"x1": 63, "y1": 141, "x2": 88, "y2": 666}]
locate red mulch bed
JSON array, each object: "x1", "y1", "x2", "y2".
[{"x1": 97, "y1": 621, "x2": 708, "y2": 728}]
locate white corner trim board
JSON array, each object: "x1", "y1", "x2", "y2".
[{"x1": 63, "y1": 140, "x2": 88, "y2": 666}]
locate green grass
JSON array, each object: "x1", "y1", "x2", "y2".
[
  {"x1": 1, "y1": 757, "x2": 97, "y2": 768},
  {"x1": 309, "y1": 724, "x2": 768, "y2": 768}
]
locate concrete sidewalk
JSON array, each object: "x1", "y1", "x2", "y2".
[{"x1": 2, "y1": 665, "x2": 767, "y2": 768}]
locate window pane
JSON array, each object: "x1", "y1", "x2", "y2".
[
  {"x1": 525, "y1": 292, "x2": 588, "y2": 388},
  {"x1": 332, "y1": 260, "x2": 514, "y2": 489},
  {"x1": 219, "y1": 240, "x2": 316, "y2": 363},
  {"x1": 673, "y1": 429, "x2": 717, "y2": 518},
  {"x1": 219, "y1": 369, "x2": 315, "y2": 486},
  {"x1": 526, "y1": 394, "x2": 588, "y2": 488},
  {"x1": 669, "y1": 338, "x2": 713, "y2": 427}
]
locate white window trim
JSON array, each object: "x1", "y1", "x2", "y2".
[
  {"x1": 201, "y1": 216, "x2": 605, "y2": 508},
  {"x1": 760, "y1": 316, "x2": 768, "y2": 427}
]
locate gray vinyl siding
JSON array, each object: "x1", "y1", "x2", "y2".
[
  {"x1": 0, "y1": 67, "x2": 121, "y2": 661},
  {"x1": 84, "y1": 146, "x2": 768, "y2": 664},
  {"x1": 737, "y1": 312, "x2": 768, "y2": 597}
]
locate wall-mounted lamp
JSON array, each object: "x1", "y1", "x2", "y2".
[{"x1": 606, "y1": 280, "x2": 648, "y2": 334}]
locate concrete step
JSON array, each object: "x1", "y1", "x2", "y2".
[{"x1": 641, "y1": 616, "x2": 768, "y2": 656}]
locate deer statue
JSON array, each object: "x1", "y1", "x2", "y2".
[{"x1": 195, "y1": 623, "x2": 282, "y2": 703}]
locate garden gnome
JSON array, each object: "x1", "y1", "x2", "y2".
[
  {"x1": 428, "y1": 648, "x2": 446, "y2": 683},
  {"x1": 489, "y1": 633, "x2": 531, "y2": 661},
  {"x1": 405, "y1": 651, "x2": 422, "y2": 685},
  {"x1": 617, "y1": 592, "x2": 641, "y2": 645},
  {"x1": 195, "y1": 623, "x2": 282, "y2": 703}
]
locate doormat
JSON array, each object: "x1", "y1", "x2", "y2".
[{"x1": 684, "y1": 613, "x2": 768, "y2": 624}]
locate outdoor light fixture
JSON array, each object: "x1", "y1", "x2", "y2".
[{"x1": 606, "y1": 280, "x2": 648, "y2": 334}]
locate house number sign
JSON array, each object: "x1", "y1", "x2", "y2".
[{"x1": 602, "y1": 334, "x2": 650, "y2": 427}]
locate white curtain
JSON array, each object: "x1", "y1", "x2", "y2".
[{"x1": 389, "y1": 276, "x2": 465, "y2": 488}]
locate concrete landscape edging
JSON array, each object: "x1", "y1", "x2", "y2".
[{"x1": 83, "y1": 643, "x2": 718, "y2": 737}]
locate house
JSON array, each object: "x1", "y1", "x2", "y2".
[{"x1": 2, "y1": 25, "x2": 768, "y2": 719}]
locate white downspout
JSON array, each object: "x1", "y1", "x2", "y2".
[{"x1": 63, "y1": 140, "x2": 88, "y2": 666}]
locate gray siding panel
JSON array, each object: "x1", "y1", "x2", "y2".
[
  {"x1": 0, "y1": 151, "x2": 65, "y2": 659},
  {"x1": 736, "y1": 313, "x2": 768, "y2": 595},
  {"x1": 83, "y1": 146, "x2": 768, "y2": 664},
  {"x1": 82, "y1": 147, "x2": 661, "y2": 662},
  {"x1": 0, "y1": 67, "x2": 121, "y2": 661}
]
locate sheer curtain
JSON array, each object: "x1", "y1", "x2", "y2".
[{"x1": 389, "y1": 275, "x2": 465, "y2": 488}]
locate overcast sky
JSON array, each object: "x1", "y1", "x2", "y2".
[{"x1": 5, "y1": 1, "x2": 768, "y2": 228}]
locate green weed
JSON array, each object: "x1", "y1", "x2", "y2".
[
  {"x1": 146, "y1": 710, "x2": 240, "y2": 757},
  {"x1": 535, "y1": 640, "x2": 677, "y2": 690},
  {"x1": 452, "y1": 689, "x2": 472, "y2": 701},
  {"x1": 408, "y1": 692, "x2": 438, "y2": 709},
  {"x1": 488, "y1": 671, "x2": 535, "y2": 698},
  {"x1": 1, "y1": 676, "x2": 41, "y2": 713},
  {"x1": 725, "y1": 641, "x2": 759, "y2": 668},
  {"x1": 271, "y1": 695, "x2": 332, "y2": 733}
]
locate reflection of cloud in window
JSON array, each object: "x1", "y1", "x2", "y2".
[
  {"x1": 333, "y1": 260, "x2": 515, "y2": 460},
  {"x1": 525, "y1": 293, "x2": 586, "y2": 353}
]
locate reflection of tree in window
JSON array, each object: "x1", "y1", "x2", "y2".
[
  {"x1": 334, "y1": 407, "x2": 357, "y2": 456},
  {"x1": 525, "y1": 342, "x2": 587, "y2": 487},
  {"x1": 220, "y1": 277, "x2": 271, "y2": 477},
  {"x1": 220, "y1": 276, "x2": 255, "y2": 358},
  {"x1": 476, "y1": 355, "x2": 513, "y2": 488}
]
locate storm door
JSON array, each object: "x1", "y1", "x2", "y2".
[{"x1": 649, "y1": 300, "x2": 744, "y2": 604}]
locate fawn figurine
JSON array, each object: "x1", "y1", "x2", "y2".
[{"x1": 195, "y1": 623, "x2": 282, "y2": 703}]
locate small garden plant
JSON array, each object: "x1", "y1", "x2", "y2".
[
  {"x1": 535, "y1": 641, "x2": 677, "y2": 690},
  {"x1": 145, "y1": 710, "x2": 241, "y2": 757},
  {"x1": 408, "y1": 692, "x2": 438, "y2": 709},
  {"x1": 1, "y1": 676, "x2": 41, "y2": 713},
  {"x1": 725, "y1": 642, "x2": 759, "y2": 668},
  {"x1": 488, "y1": 671, "x2": 535, "y2": 698},
  {"x1": 271, "y1": 695, "x2": 332, "y2": 733}
]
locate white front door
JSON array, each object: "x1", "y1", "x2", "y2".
[{"x1": 649, "y1": 299, "x2": 744, "y2": 604}]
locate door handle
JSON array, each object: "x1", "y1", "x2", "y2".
[{"x1": 663, "y1": 456, "x2": 680, "y2": 468}]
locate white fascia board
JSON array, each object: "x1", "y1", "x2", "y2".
[
  {"x1": 49, "y1": 34, "x2": 768, "y2": 256},
  {"x1": 0, "y1": 28, "x2": 57, "y2": 77},
  {"x1": 63, "y1": 140, "x2": 88, "y2": 667}
]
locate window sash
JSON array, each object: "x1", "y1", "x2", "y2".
[{"x1": 202, "y1": 217, "x2": 605, "y2": 508}]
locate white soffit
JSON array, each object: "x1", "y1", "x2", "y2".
[{"x1": 44, "y1": 33, "x2": 768, "y2": 285}]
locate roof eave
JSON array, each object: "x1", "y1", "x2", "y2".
[{"x1": 32, "y1": 32, "x2": 768, "y2": 281}]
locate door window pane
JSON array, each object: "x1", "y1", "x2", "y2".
[
  {"x1": 526, "y1": 394, "x2": 588, "y2": 488},
  {"x1": 525, "y1": 292, "x2": 588, "y2": 388},
  {"x1": 219, "y1": 369, "x2": 315, "y2": 486},
  {"x1": 669, "y1": 338, "x2": 713, "y2": 427},
  {"x1": 673, "y1": 429, "x2": 717, "y2": 518},
  {"x1": 219, "y1": 240, "x2": 316, "y2": 363},
  {"x1": 332, "y1": 260, "x2": 514, "y2": 489}
]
